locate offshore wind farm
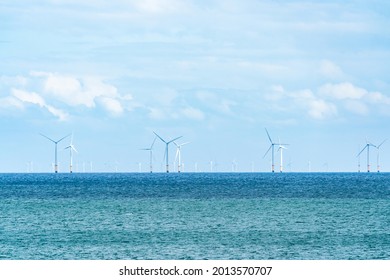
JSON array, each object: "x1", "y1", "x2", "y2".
[
  {"x1": 5, "y1": 128, "x2": 386, "y2": 174},
  {"x1": 1, "y1": 0, "x2": 390, "y2": 265}
]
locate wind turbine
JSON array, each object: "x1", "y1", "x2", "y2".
[
  {"x1": 263, "y1": 128, "x2": 289, "y2": 172},
  {"x1": 376, "y1": 139, "x2": 387, "y2": 172},
  {"x1": 277, "y1": 144, "x2": 288, "y2": 173},
  {"x1": 140, "y1": 136, "x2": 157, "y2": 173},
  {"x1": 357, "y1": 140, "x2": 377, "y2": 172},
  {"x1": 153, "y1": 132, "x2": 182, "y2": 173},
  {"x1": 64, "y1": 133, "x2": 78, "y2": 173},
  {"x1": 40, "y1": 133, "x2": 70, "y2": 173},
  {"x1": 174, "y1": 141, "x2": 189, "y2": 173}
]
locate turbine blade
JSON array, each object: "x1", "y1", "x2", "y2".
[
  {"x1": 150, "y1": 136, "x2": 158, "y2": 149},
  {"x1": 263, "y1": 145, "x2": 272, "y2": 158},
  {"x1": 265, "y1": 128, "x2": 273, "y2": 143},
  {"x1": 357, "y1": 145, "x2": 367, "y2": 157},
  {"x1": 57, "y1": 134, "x2": 71, "y2": 143},
  {"x1": 40, "y1": 133, "x2": 55, "y2": 143},
  {"x1": 174, "y1": 149, "x2": 179, "y2": 163},
  {"x1": 153, "y1": 131, "x2": 166, "y2": 143},
  {"x1": 377, "y1": 139, "x2": 387, "y2": 149},
  {"x1": 168, "y1": 136, "x2": 183, "y2": 144}
]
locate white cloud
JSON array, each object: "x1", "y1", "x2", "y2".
[
  {"x1": 35, "y1": 72, "x2": 119, "y2": 108},
  {"x1": 180, "y1": 106, "x2": 205, "y2": 120},
  {"x1": 98, "y1": 97, "x2": 124, "y2": 116},
  {"x1": 289, "y1": 89, "x2": 337, "y2": 120},
  {"x1": 319, "y1": 82, "x2": 367, "y2": 100},
  {"x1": 317, "y1": 82, "x2": 390, "y2": 115},
  {"x1": 12, "y1": 89, "x2": 45, "y2": 107},
  {"x1": 290, "y1": 89, "x2": 315, "y2": 100},
  {"x1": 0, "y1": 96, "x2": 24, "y2": 109},
  {"x1": 319, "y1": 60, "x2": 345, "y2": 79},
  {"x1": 308, "y1": 99, "x2": 337, "y2": 119},
  {"x1": 45, "y1": 105, "x2": 69, "y2": 121},
  {"x1": 11, "y1": 88, "x2": 68, "y2": 121},
  {"x1": 365, "y1": 91, "x2": 390, "y2": 105}
]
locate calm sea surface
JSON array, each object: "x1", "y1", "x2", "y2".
[{"x1": 0, "y1": 173, "x2": 389, "y2": 259}]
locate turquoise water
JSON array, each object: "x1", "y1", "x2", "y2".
[{"x1": 0, "y1": 173, "x2": 389, "y2": 259}]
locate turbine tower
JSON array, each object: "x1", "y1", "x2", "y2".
[
  {"x1": 357, "y1": 140, "x2": 377, "y2": 172},
  {"x1": 140, "y1": 136, "x2": 157, "y2": 173},
  {"x1": 64, "y1": 133, "x2": 78, "y2": 173},
  {"x1": 40, "y1": 133, "x2": 70, "y2": 173},
  {"x1": 174, "y1": 141, "x2": 189, "y2": 173},
  {"x1": 278, "y1": 144, "x2": 288, "y2": 173},
  {"x1": 263, "y1": 128, "x2": 288, "y2": 172},
  {"x1": 153, "y1": 132, "x2": 182, "y2": 173},
  {"x1": 376, "y1": 139, "x2": 387, "y2": 172}
]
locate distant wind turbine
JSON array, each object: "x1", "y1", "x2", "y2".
[
  {"x1": 277, "y1": 143, "x2": 288, "y2": 173},
  {"x1": 153, "y1": 132, "x2": 182, "y2": 173},
  {"x1": 174, "y1": 141, "x2": 189, "y2": 173},
  {"x1": 40, "y1": 133, "x2": 70, "y2": 173},
  {"x1": 140, "y1": 136, "x2": 157, "y2": 173},
  {"x1": 64, "y1": 133, "x2": 78, "y2": 173},
  {"x1": 357, "y1": 140, "x2": 377, "y2": 172},
  {"x1": 231, "y1": 160, "x2": 238, "y2": 172},
  {"x1": 263, "y1": 128, "x2": 289, "y2": 172},
  {"x1": 376, "y1": 139, "x2": 387, "y2": 172}
]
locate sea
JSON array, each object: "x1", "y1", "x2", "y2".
[{"x1": 0, "y1": 172, "x2": 389, "y2": 260}]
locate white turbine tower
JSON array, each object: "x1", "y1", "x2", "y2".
[
  {"x1": 174, "y1": 141, "x2": 189, "y2": 173},
  {"x1": 40, "y1": 133, "x2": 70, "y2": 173},
  {"x1": 357, "y1": 139, "x2": 377, "y2": 172},
  {"x1": 376, "y1": 139, "x2": 387, "y2": 172},
  {"x1": 153, "y1": 132, "x2": 182, "y2": 173},
  {"x1": 277, "y1": 143, "x2": 288, "y2": 173},
  {"x1": 140, "y1": 136, "x2": 157, "y2": 173},
  {"x1": 64, "y1": 133, "x2": 78, "y2": 173},
  {"x1": 263, "y1": 128, "x2": 288, "y2": 173}
]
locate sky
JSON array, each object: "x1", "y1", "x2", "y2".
[{"x1": 1, "y1": 0, "x2": 390, "y2": 173}]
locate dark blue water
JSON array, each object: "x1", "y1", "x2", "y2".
[{"x1": 0, "y1": 173, "x2": 389, "y2": 259}]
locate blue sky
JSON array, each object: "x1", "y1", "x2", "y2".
[{"x1": 1, "y1": 0, "x2": 390, "y2": 172}]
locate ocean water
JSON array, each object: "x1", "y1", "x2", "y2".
[{"x1": 0, "y1": 172, "x2": 389, "y2": 260}]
